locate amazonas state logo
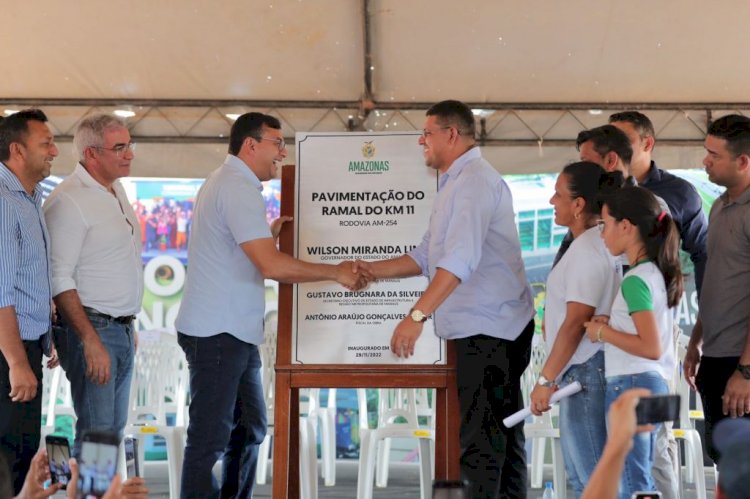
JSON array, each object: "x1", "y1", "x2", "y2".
[{"x1": 361, "y1": 141, "x2": 376, "y2": 158}]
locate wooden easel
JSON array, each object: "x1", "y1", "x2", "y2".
[{"x1": 271, "y1": 165, "x2": 460, "y2": 498}]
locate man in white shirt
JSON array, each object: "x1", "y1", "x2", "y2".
[{"x1": 44, "y1": 114, "x2": 143, "y2": 456}]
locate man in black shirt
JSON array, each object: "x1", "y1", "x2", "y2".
[
  {"x1": 609, "y1": 111, "x2": 708, "y2": 295},
  {"x1": 610, "y1": 111, "x2": 708, "y2": 499}
]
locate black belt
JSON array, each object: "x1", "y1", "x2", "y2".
[{"x1": 83, "y1": 307, "x2": 135, "y2": 325}]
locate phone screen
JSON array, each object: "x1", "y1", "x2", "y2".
[
  {"x1": 45, "y1": 436, "x2": 72, "y2": 489},
  {"x1": 78, "y1": 437, "x2": 119, "y2": 498},
  {"x1": 123, "y1": 436, "x2": 139, "y2": 478},
  {"x1": 635, "y1": 394, "x2": 680, "y2": 425}
]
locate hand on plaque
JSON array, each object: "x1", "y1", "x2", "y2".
[
  {"x1": 270, "y1": 216, "x2": 293, "y2": 240},
  {"x1": 390, "y1": 317, "x2": 423, "y2": 358}
]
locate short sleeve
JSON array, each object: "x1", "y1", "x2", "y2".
[
  {"x1": 621, "y1": 275, "x2": 653, "y2": 314},
  {"x1": 0, "y1": 196, "x2": 19, "y2": 307},
  {"x1": 563, "y1": 244, "x2": 615, "y2": 309},
  {"x1": 218, "y1": 178, "x2": 272, "y2": 245},
  {"x1": 43, "y1": 191, "x2": 88, "y2": 296}
]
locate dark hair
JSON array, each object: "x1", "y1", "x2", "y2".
[
  {"x1": 608, "y1": 111, "x2": 655, "y2": 138},
  {"x1": 228, "y1": 112, "x2": 282, "y2": 155},
  {"x1": 576, "y1": 124, "x2": 633, "y2": 166},
  {"x1": 0, "y1": 108, "x2": 49, "y2": 162},
  {"x1": 426, "y1": 100, "x2": 476, "y2": 138},
  {"x1": 604, "y1": 186, "x2": 684, "y2": 307},
  {"x1": 707, "y1": 114, "x2": 750, "y2": 158},
  {"x1": 562, "y1": 162, "x2": 625, "y2": 218}
]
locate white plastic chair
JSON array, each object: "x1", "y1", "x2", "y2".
[
  {"x1": 40, "y1": 365, "x2": 77, "y2": 443},
  {"x1": 124, "y1": 329, "x2": 188, "y2": 499},
  {"x1": 298, "y1": 389, "x2": 324, "y2": 499},
  {"x1": 520, "y1": 340, "x2": 567, "y2": 498},
  {"x1": 318, "y1": 388, "x2": 338, "y2": 486},
  {"x1": 256, "y1": 310, "x2": 277, "y2": 485},
  {"x1": 255, "y1": 308, "x2": 318, "y2": 499},
  {"x1": 373, "y1": 388, "x2": 435, "y2": 487},
  {"x1": 674, "y1": 335, "x2": 708, "y2": 499},
  {"x1": 299, "y1": 415, "x2": 318, "y2": 499},
  {"x1": 356, "y1": 388, "x2": 433, "y2": 499}
]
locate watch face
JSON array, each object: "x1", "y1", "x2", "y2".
[{"x1": 411, "y1": 310, "x2": 426, "y2": 322}]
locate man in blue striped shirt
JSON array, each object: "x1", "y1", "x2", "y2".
[{"x1": 0, "y1": 109, "x2": 58, "y2": 494}]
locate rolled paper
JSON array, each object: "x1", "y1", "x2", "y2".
[{"x1": 502, "y1": 381, "x2": 583, "y2": 428}]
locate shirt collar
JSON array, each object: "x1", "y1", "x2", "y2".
[
  {"x1": 723, "y1": 184, "x2": 750, "y2": 206},
  {"x1": 0, "y1": 161, "x2": 27, "y2": 192},
  {"x1": 0, "y1": 162, "x2": 44, "y2": 201},
  {"x1": 224, "y1": 154, "x2": 264, "y2": 191},
  {"x1": 439, "y1": 147, "x2": 481, "y2": 187},
  {"x1": 642, "y1": 161, "x2": 662, "y2": 185},
  {"x1": 74, "y1": 163, "x2": 110, "y2": 192}
]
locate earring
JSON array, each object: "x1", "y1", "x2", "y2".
[{"x1": 574, "y1": 212, "x2": 580, "y2": 220}]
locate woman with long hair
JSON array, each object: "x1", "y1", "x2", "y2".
[
  {"x1": 585, "y1": 186, "x2": 683, "y2": 499},
  {"x1": 530, "y1": 162, "x2": 624, "y2": 497}
]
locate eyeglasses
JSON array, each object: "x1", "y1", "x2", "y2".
[
  {"x1": 259, "y1": 136, "x2": 286, "y2": 152},
  {"x1": 94, "y1": 142, "x2": 136, "y2": 157},
  {"x1": 421, "y1": 126, "x2": 453, "y2": 138},
  {"x1": 596, "y1": 219, "x2": 605, "y2": 232}
]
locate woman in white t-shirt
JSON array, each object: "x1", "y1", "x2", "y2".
[
  {"x1": 530, "y1": 162, "x2": 624, "y2": 497},
  {"x1": 585, "y1": 186, "x2": 683, "y2": 499}
]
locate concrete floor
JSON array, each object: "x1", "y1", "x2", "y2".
[{"x1": 126, "y1": 460, "x2": 716, "y2": 498}]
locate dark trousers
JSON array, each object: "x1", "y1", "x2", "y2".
[
  {"x1": 0, "y1": 339, "x2": 43, "y2": 495},
  {"x1": 177, "y1": 333, "x2": 266, "y2": 499},
  {"x1": 696, "y1": 355, "x2": 750, "y2": 462},
  {"x1": 455, "y1": 319, "x2": 534, "y2": 499}
]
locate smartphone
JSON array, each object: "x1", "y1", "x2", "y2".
[
  {"x1": 45, "y1": 435, "x2": 72, "y2": 489},
  {"x1": 77, "y1": 430, "x2": 120, "y2": 498},
  {"x1": 635, "y1": 394, "x2": 680, "y2": 425},
  {"x1": 123, "y1": 435, "x2": 140, "y2": 478},
  {"x1": 632, "y1": 492, "x2": 662, "y2": 499},
  {"x1": 433, "y1": 480, "x2": 470, "y2": 499}
]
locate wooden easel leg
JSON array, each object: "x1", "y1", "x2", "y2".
[{"x1": 272, "y1": 371, "x2": 292, "y2": 498}]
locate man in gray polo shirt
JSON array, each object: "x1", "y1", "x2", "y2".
[
  {"x1": 684, "y1": 114, "x2": 750, "y2": 460},
  {"x1": 175, "y1": 112, "x2": 366, "y2": 498}
]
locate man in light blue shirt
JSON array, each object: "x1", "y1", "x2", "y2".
[
  {"x1": 355, "y1": 100, "x2": 535, "y2": 498},
  {"x1": 175, "y1": 112, "x2": 366, "y2": 499},
  {"x1": 0, "y1": 109, "x2": 58, "y2": 494}
]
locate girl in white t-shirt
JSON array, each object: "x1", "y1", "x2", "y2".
[{"x1": 584, "y1": 186, "x2": 684, "y2": 499}]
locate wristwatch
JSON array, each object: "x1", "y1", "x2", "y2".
[
  {"x1": 537, "y1": 375, "x2": 556, "y2": 388},
  {"x1": 409, "y1": 309, "x2": 430, "y2": 323},
  {"x1": 737, "y1": 364, "x2": 750, "y2": 380}
]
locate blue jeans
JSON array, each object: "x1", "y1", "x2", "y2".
[
  {"x1": 558, "y1": 350, "x2": 607, "y2": 499},
  {"x1": 178, "y1": 333, "x2": 266, "y2": 499},
  {"x1": 605, "y1": 371, "x2": 668, "y2": 499},
  {"x1": 55, "y1": 313, "x2": 135, "y2": 457}
]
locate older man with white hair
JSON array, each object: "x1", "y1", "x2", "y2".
[{"x1": 44, "y1": 114, "x2": 143, "y2": 457}]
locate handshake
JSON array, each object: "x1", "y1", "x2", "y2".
[{"x1": 334, "y1": 259, "x2": 376, "y2": 291}]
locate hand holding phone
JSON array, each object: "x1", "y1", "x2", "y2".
[
  {"x1": 635, "y1": 394, "x2": 680, "y2": 425},
  {"x1": 123, "y1": 435, "x2": 140, "y2": 478},
  {"x1": 45, "y1": 435, "x2": 72, "y2": 489},
  {"x1": 77, "y1": 430, "x2": 120, "y2": 498}
]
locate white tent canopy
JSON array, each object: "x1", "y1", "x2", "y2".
[{"x1": 3, "y1": 0, "x2": 747, "y2": 177}]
